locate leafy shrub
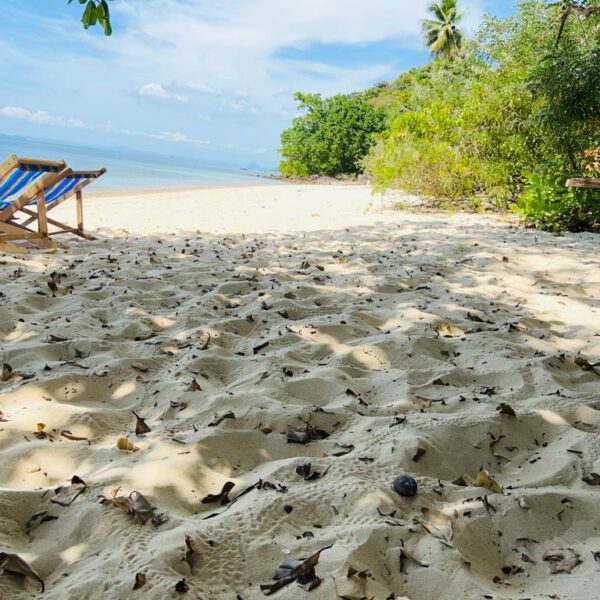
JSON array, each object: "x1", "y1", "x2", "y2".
[
  {"x1": 362, "y1": 0, "x2": 600, "y2": 229},
  {"x1": 512, "y1": 172, "x2": 600, "y2": 231},
  {"x1": 279, "y1": 92, "x2": 386, "y2": 177}
]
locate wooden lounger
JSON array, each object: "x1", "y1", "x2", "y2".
[{"x1": 0, "y1": 154, "x2": 106, "y2": 248}]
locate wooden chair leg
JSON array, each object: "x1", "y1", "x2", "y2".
[
  {"x1": 76, "y1": 190, "x2": 83, "y2": 231},
  {"x1": 37, "y1": 194, "x2": 49, "y2": 237}
]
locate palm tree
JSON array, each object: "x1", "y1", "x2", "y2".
[{"x1": 422, "y1": 0, "x2": 465, "y2": 60}]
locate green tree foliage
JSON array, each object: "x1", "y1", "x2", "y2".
[
  {"x1": 363, "y1": 0, "x2": 600, "y2": 229},
  {"x1": 279, "y1": 92, "x2": 386, "y2": 177},
  {"x1": 68, "y1": 0, "x2": 112, "y2": 36},
  {"x1": 422, "y1": 0, "x2": 466, "y2": 59}
]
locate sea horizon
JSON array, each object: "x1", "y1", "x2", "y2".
[{"x1": 0, "y1": 134, "x2": 279, "y2": 193}]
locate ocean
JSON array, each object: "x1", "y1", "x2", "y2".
[{"x1": 0, "y1": 135, "x2": 277, "y2": 192}]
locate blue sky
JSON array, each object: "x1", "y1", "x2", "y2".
[{"x1": 0, "y1": 1, "x2": 516, "y2": 167}]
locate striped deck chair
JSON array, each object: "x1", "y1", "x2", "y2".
[
  {"x1": 17, "y1": 168, "x2": 107, "y2": 242},
  {"x1": 0, "y1": 155, "x2": 67, "y2": 249},
  {"x1": 0, "y1": 155, "x2": 105, "y2": 248}
]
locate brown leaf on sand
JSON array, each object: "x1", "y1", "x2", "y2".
[
  {"x1": 33, "y1": 423, "x2": 52, "y2": 440},
  {"x1": 1, "y1": 363, "x2": 13, "y2": 382},
  {"x1": 474, "y1": 469, "x2": 503, "y2": 494},
  {"x1": 497, "y1": 403, "x2": 516, "y2": 417},
  {"x1": 295, "y1": 463, "x2": 330, "y2": 481},
  {"x1": 333, "y1": 565, "x2": 372, "y2": 598},
  {"x1": 132, "y1": 411, "x2": 151, "y2": 435},
  {"x1": 0, "y1": 552, "x2": 45, "y2": 592},
  {"x1": 117, "y1": 437, "x2": 139, "y2": 452},
  {"x1": 286, "y1": 423, "x2": 329, "y2": 445},
  {"x1": 208, "y1": 411, "x2": 236, "y2": 427},
  {"x1": 50, "y1": 476, "x2": 88, "y2": 507},
  {"x1": 412, "y1": 447, "x2": 427, "y2": 462},
  {"x1": 184, "y1": 535, "x2": 199, "y2": 573},
  {"x1": 175, "y1": 579, "x2": 189, "y2": 593},
  {"x1": 260, "y1": 545, "x2": 333, "y2": 595},
  {"x1": 399, "y1": 548, "x2": 429, "y2": 574},
  {"x1": 574, "y1": 355, "x2": 600, "y2": 376},
  {"x1": 435, "y1": 323, "x2": 464, "y2": 338},
  {"x1": 186, "y1": 378, "x2": 202, "y2": 392},
  {"x1": 201, "y1": 481, "x2": 236, "y2": 505},
  {"x1": 100, "y1": 489, "x2": 156, "y2": 524},
  {"x1": 253, "y1": 341, "x2": 270, "y2": 355},
  {"x1": 582, "y1": 473, "x2": 600, "y2": 486},
  {"x1": 417, "y1": 508, "x2": 453, "y2": 546},
  {"x1": 133, "y1": 573, "x2": 147, "y2": 590},
  {"x1": 61, "y1": 430, "x2": 91, "y2": 445},
  {"x1": 331, "y1": 443, "x2": 354, "y2": 457},
  {"x1": 542, "y1": 548, "x2": 582, "y2": 574},
  {"x1": 129, "y1": 491, "x2": 156, "y2": 524}
]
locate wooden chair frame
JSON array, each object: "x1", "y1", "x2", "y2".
[
  {"x1": 0, "y1": 156, "x2": 67, "y2": 249},
  {"x1": 0, "y1": 164, "x2": 106, "y2": 249},
  {"x1": 566, "y1": 178, "x2": 600, "y2": 189}
]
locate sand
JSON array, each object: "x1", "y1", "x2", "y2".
[{"x1": 1, "y1": 183, "x2": 599, "y2": 599}]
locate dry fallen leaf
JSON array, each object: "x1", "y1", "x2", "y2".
[
  {"x1": 117, "y1": 437, "x2": 139, "y2": 452},
  {"x1": 286, "y1": 423, "x2": 329, "y2": 445},
  {"x1": 1, "y1": 363, "x2": 13, "y2": 382},
  {"x1": 497, "y1": 403, "x2": 516, "y2": 417},
  {"x1": 295, "y1": 463, "x2": 330, "y2": 481},
  {"x1": 208, "y1": 411, "x2": 236, "y2": 427},
  {"x1": 184, "y1": 535, "x2": 199, "y2": 573},
  {"x1": 129, "y1": 491, "x2": 155, "y2": 524},
  {"x1": 260, "y1": 545, "x2": 332, "y2": 595},
  {"x1": 435, "y1": 323, "x2": 464, "y2": 338},
  {"x1": 175, "y1": 579, "x2": 189, "y2": 593},
  {"x1": 61, "y1": 430, "x2": 91, "y2": 445},
  {"x1": 100, "y1": 489, "x2": 156, "y2": 524},
  {"x1": 542, "y1": 548, "x2": 582, "y2": 574},
  {"x1": 582, "y1": 473, "x2": 600, "y2": 486},
  {"x1": 412, "y1": 447, "x2": 427, "y2": 462},
  {"x1": 417, "y1": 507, "x2": 453, "y2": 545},
  {"x1": 201, "y1": 481, "x2": 235, "y2": 505},
  {"x1": 133, "y1": 572, "x2": 146, "y2": 590},
  {"x1": 474, "y1": 469, "x2": 503, "y2": 494},
  {"x1": 186, "y1": 378, "x2": 202, "y2": 392},
  {"x1": 132, "y1": 411, "x2": 151, "y2": 435},
  {"x1": 33, "y1": 423, "x2": 52, "y2": 440},
  {"x1": 0, "y1": 552, "x2": 45, "y2": 592},
  {"x1": 399, "y1": 549, "x2": 429, "y2": 574}
]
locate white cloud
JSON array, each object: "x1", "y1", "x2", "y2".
[
  {"x1": 0, "y1": 106, "x2": 85, "y2": 128},
  {"x1": 139, "y1": 82, "x2": 189, "y2": 103},
  {"x1": 0, "y1": 0, "x2": 488, "y2": 162},
  {"x1": 150, "y1": 130, "x2": 210, "y2": 146},
  {"x1": 0, "y1": 104, "x2": 210, "y2": 147}
]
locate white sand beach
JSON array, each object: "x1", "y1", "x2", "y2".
[{"x1": 1, "y1": 184, "x2": 599, "y2": 599}]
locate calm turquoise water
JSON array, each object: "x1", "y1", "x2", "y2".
[{"x1": 0, "y1": 136, "x2": 277, "y2": 192}]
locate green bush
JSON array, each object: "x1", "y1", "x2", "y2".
[
  {"x1": 279, "y1": 92, "x2": 386, "y2": 177},
  {"x1": 361, "y1": 0, "x2": 600, "y2": 229},
  {"x1": 512, "y1": 173, "x2": 600, "y2": 231}
]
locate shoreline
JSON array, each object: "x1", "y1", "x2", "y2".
[{"x1": 87, "y1": 176, "x2": 372, "y2": 199}]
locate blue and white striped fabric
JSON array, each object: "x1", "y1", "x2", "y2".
[
  {"x1": 0, "y1": 168, "x2": 47, "y2": 208},
  {"x1": 0, "y1": 172, "x2": 90, "y2": 210},
  {"x1": 44, "y1": 176, "x2": 86, "y2": 204}
]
